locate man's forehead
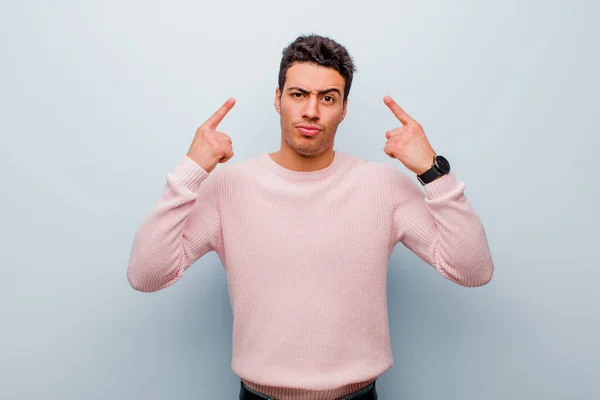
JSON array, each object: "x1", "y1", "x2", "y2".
[{"x1": 285, "y1": 63, "x2": 344, "y2": 90}]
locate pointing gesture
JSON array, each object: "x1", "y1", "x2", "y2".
[
  {"x1": 187, "y1": 98, "x2": 236, "y2": 173},
  {"x1": 382, "y1": 95, "x2": 436, "y2": 175},
  {"x1": 203, "y1": 97, "x2": 236, "y2": 130}
]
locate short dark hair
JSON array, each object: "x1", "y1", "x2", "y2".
[{"x1": 278, "y1": 34, "x2": 356, "y2": 102}]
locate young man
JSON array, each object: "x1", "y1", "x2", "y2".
[{"x1": 127, "y1": 34, "x2": 494, "y2": 400}]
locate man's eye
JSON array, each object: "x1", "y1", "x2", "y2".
[
  {"x1": 323, "y1": 96, "x2": 334, "y2": 102},
  {"x1": 292, "y1": 92, "x2": 303, "y2": 97}
]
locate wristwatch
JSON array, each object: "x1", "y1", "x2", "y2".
[{"x1": 417, "y1": 155, "x2": 451, "y2": 185}]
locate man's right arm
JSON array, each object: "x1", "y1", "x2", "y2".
[
  {"x1": 127, "y1": 97, "x2": 236, "y2": 292},
  {"x1": 126, "y1": 157, "x2": 222, "y2": 292}
]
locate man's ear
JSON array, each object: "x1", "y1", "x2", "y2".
[
  {"x1": 340, "y1": 99, "x2": 348, "y2": 123},
  {"x1": 274, "y1": 88, "x2": 282, "y2": 115}
]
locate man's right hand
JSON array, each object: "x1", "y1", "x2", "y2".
[{"x1": 187, "y1": 97, "x2": 236, "y2": 173}]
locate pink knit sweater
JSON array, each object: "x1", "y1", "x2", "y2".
[{"x1": 127, "y1": 151, "x2": 494, "y2": 399}]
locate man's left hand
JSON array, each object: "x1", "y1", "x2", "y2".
[{"x1": 383, "y1": 95, "x2": 436, "y2": 175}]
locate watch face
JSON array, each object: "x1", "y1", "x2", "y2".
[{"x1": 434, "y1": 155, "x2": 451, "y2": 173}]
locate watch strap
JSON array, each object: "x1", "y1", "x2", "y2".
[{"x1": 417, "y1": 166, "x2": 442, "y2": 185}]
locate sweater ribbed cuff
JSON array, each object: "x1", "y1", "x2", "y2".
[
  {"x1": 169, "y1": 156, "x2": 210, "y2": 192},
  {"x1": 423, "y1": 172, "x2": 459, "y2": 199}
]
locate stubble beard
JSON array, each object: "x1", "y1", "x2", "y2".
[{"x1": 282, "y1": 123, "x2": 338, "y2": 158}]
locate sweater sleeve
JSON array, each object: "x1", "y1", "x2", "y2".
[
  {"x1": 383, "y1": 164, "x2": 494, "y2": 287},
  {"x1": 126, "y1": 156, "x2": 222, "y2": 292}
]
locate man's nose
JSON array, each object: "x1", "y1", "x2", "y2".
[{"x1": 302, "y1": 96, "x2": 320, "y2": 120}]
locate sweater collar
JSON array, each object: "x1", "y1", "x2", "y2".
[{"x1": 261, "y1": 151, "x2": 345, "y2": 180}]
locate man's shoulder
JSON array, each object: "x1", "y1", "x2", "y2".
[
  {"x1": 338, "y1": 151, "x2": 380, "y2": 167},
  {"x1": 338, "y1": 151, "x2": 406, "y2": 176},
  {"x1": 205, "y1": 153, "x2": 267, "y2": 183}
]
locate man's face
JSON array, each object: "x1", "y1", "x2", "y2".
[{"x1": 275, "y1": 62, "x2": 347, "y2": 157}]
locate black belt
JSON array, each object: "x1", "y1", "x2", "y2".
[{"x1": 239, "y1": 380, "x2": 378, "y2": 400}]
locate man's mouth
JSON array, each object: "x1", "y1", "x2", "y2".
[{"x1": 297, "y1": 125, "x2": 320, "y2": 136}]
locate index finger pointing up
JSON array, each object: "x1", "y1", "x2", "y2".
[
  {"x1": 204, "y1": 97, "x2": 236, "y2": 129},
  {"x1": 383, "y1": 95, "x2": 414, "y2": 126}
]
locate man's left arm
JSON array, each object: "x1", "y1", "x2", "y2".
[{"x1": 382, "y1": 95, "x2": 494, "y2": 287}]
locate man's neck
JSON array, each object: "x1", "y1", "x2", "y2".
[{"x1": 269, "y1": 147, "x2": 335, "y2": 172}]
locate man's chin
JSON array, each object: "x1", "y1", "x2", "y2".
[
  {"x1": 282, "y1": 131, "x2": 327, "y2": 157},
  {"x1": 293, "y1": 143, "x2": 324, "y2": 157}
]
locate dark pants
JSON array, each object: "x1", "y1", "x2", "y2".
[{"x1": 239, "y1": 380, "x2": 378, "y2": 400}]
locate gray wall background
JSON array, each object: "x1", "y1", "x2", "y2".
[{"x1": 1, "y1": 1, "x2": 598, "y2": 399}]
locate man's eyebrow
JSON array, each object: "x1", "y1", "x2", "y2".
[{"x1": 287, "y1": 87, "x2": 342, "y2": 96}]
